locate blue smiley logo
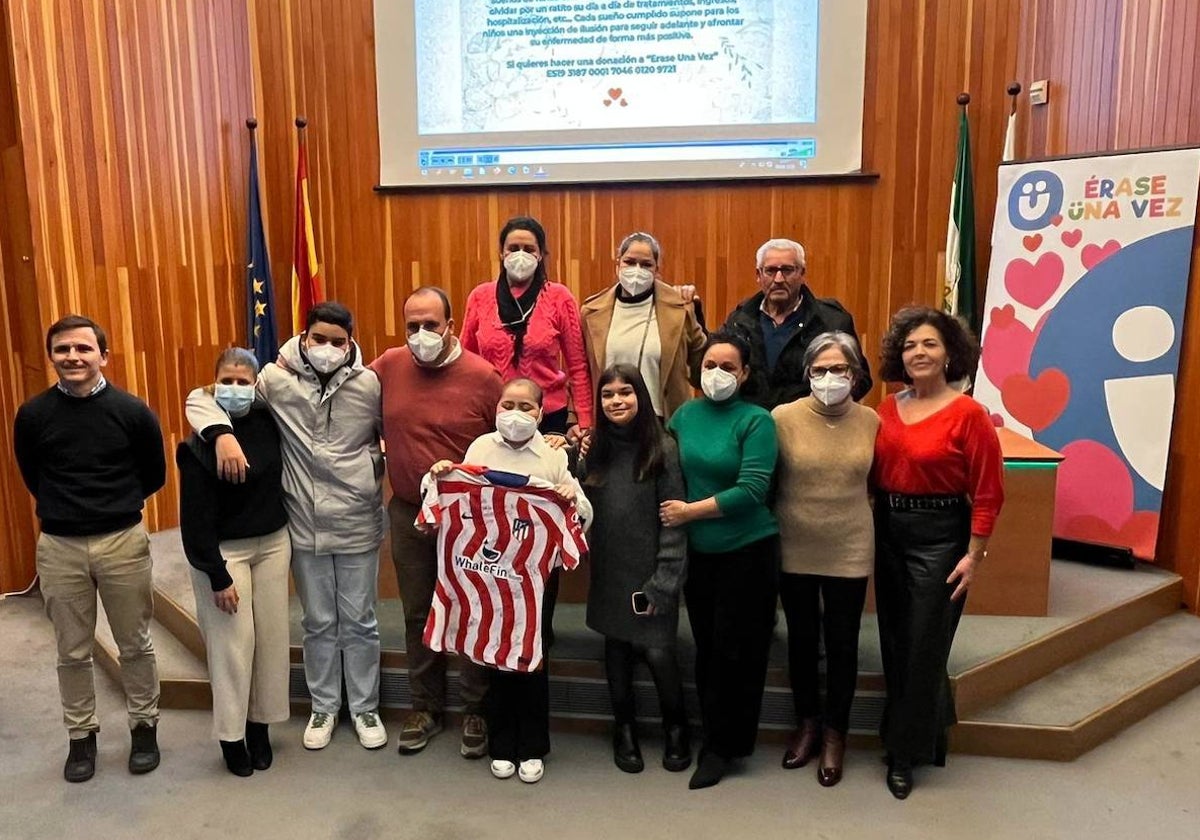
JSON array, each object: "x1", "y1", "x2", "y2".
[{"x1": 1007, "y1": 170, "x2": 1064, "y2": 231}]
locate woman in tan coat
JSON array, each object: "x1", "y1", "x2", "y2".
[
  {"x1": 771, "y1": 331, "x2": 879, "y2": 788},
  {"x1": 580, "y1": 232, "x2": 706, "y2": 421}
]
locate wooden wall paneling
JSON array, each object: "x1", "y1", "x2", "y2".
[
  {"x1": 3, "y1": 0, "x2": 256, "y2": 555},
  {"x1": 0, "y1": 3, "x2": 41, "y2": 593}
]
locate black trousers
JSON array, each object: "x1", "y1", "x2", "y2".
[
  {"x1": 874, "y1": 504, "x2": 970, "y2": 766},
  {"x1": 604, "y1": 638, "x2": 686, "y2": 729},
  {"x1": 485, "y1": 570, "x2": 560, "y2": 761},
  {"x1": 684, "y1": 536, "x2": 779, "y2": 760},
  {"x1": 539, "y1": 408, "x2": 569, "y2": 436},
  {"x1": 778, "y1": 573, "x2": 869, "y2": 734}
]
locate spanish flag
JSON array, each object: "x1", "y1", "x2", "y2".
[{"x1": 291, "y1": 118, "x2": 323, "y2": 334}]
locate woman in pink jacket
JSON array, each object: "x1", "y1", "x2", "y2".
[{"x1": 461, "y1": 216, "x2": 593, "y2": 438}]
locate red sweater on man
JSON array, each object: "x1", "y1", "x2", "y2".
[
  {"x1": 370, "y1": 344, "x2": 504, "y2": 505},
  {"x1": 872, "y1": 394, "x2": 1005, "y2": 537},
  {"x1": 460, "y1": 281, "x2": 593, "y2": 426}
]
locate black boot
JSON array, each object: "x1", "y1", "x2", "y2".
[
  {"x1": 688, "y1": 751, "x2": 729, "y2": 790},
  {"x1": 245, "y1": 721, "x2": 273, "y2": 770},
  {"x1": 220, "y1": 740, "x2": 254, "y2": 777},
  {"x1": 64, "y1": 732, "x2": 97, "y2": 783},
  {"x1": 662, "y1": 724, "x2": 691, "y2": 772},
  {"x1": 128, "y1": 722, "x2": 160, "y2": 775},
  {"x1": 886, "y1": 759, "x2": 913, "y2": 799},
  {"x1": 612, "y1": 723, "x2": 644, "y2": 773}
]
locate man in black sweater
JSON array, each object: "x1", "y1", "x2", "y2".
[
  {"x1": 723, "y1": 238, "x2": 873, "y2": 410},
  {"x1": 13, "y1": 315, "x2": 167, "y2": 783}
]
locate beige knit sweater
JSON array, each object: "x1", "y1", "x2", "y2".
[{"x1": 771, "y1": 396, "x2": 879, "y2": 578}]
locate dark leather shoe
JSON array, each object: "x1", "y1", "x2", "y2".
[
  {"x1": 612, "y1": 723, "x2": 644, "y2": 773},
  {"x1": 817, "y1": 729, "x2": 845, "y2": 787},
  {"x1": 220, "y1": 740, "x2": 254, "y2": 777},
  {"x1": 64, "y1": 732, "x2": 97, "y2": 783},
  {"x1": 782, "y1": 717, "x2": 821, "y2": 769},
  {"x1": 887, "y1": 761, "x2": 913, "y2": 799},
  {"x1": 246, "y1": 721, "x2": 273, "y2": 770},
  {"x1": 128, "y1": 722, "x2": 160, "y2": 775},
  {"x1": 662, "y1": 724, "x2": 692, "y2": 772},
  {"x1": 688, "y1": 751, "x2": 729, "y2": 790}
]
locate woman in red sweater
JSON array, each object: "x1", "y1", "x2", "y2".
[
  {"x1": 872, "y1": 306, "x2": 1003, "y2": 800},
  {"x1": 460, "y1": 216, "x2": 593, "y2": 437}
]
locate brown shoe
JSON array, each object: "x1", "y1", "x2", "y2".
[
  {"x1": 460, "y1": 714, "x2": 488, "y2": 759},
  {"x1": 396, "y1": 711, "x2": 443, "y2": 754},
  {"x1": 817, "y1": 729, "x2": 845, "y2": 787},
  {"x1": 782, "y1": 717, "x2": 821, "y2": 769}
]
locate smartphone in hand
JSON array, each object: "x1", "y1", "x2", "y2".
[{"x1": 631, "y1": 591, "x2": 652, "y2": 615}]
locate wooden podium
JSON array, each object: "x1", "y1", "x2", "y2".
[{"x1": 966, "y1": 428, "x2": 1063, "y2": 616}]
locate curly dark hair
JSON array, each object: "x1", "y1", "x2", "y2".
[{"x1": 878, "y1": 305, "x2": 979, "y2": 384}]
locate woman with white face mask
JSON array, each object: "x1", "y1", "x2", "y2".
[
  {"x1": 429, "y1": 378, "x2": 592, "y2": 785},
  {"x1": 460, "y1": 216, "x2": 594, "y2": 440},
  {"x1": 660, "y1": 332, "x2": 779, "y2": 790},
  {"x1": 770, "y1": 332, "x2": 879, "y2": 788},
  {"x1": 580, "y1": 232, "x2": 706, "y2": 421},
  {"x1": 176, "y1": 348, "x2": 291, "y2": 777}
]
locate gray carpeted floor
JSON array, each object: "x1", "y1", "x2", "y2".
[{"x1": 3, "y1": 594, "x2": 1199, "y2": 840}]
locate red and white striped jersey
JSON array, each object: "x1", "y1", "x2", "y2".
[{"x1": 417, "y1": 465, "x2": 589, "y2": 672}]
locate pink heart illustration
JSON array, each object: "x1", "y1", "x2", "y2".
[
  {"x1": 1050, "y1": 214, "x2": 1063, "y2": 226},
  {"x1": 1004, "y1": 252, "x2": 1064, "y2": 310},
  {"x1": 1022, "y1": 234, "x2": 1042, "y2": 252},
  {"x1": 989, "y1": 412, "x2": 1005, "y2": 427},
  {"x1": 1060, "y1": 229, "x2": 1082, "y2": 248},
  {"x1": 982, "y1": 304, "x2": 1036, "y2": 387},
  {"x1": 1081, "y1": 239, "x2": 1120, "y2": 270}
]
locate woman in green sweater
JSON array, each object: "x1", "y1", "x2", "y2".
[{"x1": 662, "y1": 331, "x2": 779, "y2": 790}]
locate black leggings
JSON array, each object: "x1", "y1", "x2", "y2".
[
  {"x1": 604, "y1": 638, "x2": 686, "y2": 728},
  {"x1": 778, "y1": 573, "x2": 869, "y2": 734},
  {"x1": 685, "y1": 536, "x2": 779, "y2": 759}
]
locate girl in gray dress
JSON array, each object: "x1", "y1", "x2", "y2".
[{"x1": 579, "y1": 364, "x2": 690, "y2": 774}]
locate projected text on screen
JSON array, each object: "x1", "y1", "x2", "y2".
[{"x1": 415, "y1": 0, "x2": 817, "y2": 135}]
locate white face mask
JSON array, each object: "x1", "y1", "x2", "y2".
[
  {"x1": 810, "y1": 372, "x2": 853, "y2": 406},
  {"x1": 214, "y1": 383, "x2": 255, "y2": 417},
  {"x1": 617, "y1": 265, "x2": 654, "y2": 296},
  {"x1": 503, "y1": 250, "x2": 539, "y2": 283},
  {"x1": 306, "y1": 342, "x2": 347, "y2": 374},
  {"x1": 700, "y1": 367, "x2": 739, "y2": 402},
  {"x1": 407, "y1": 327, "x2": 446, "y2": 364},
  {"x1": 496, "y1": 409, "x2": 539, "y2": 443}
]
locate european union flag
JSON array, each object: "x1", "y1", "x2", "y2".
[{"x1": 246, "y1": 123, "x2": 278, "y2": 366}]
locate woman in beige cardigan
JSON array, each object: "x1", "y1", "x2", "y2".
[
  {"x1": 580, "y1": 232, "x2": 706, "y2": 421},
  {"x1": 772, "y1": 331, "x2": 879, "y2": 788}
]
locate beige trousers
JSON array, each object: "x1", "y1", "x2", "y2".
[
  {"x1": 190, "y1": 527, "x2": 292, "y2": 741},
  {"x1": 37, "y1": 525, "x2": 159, "y2": 737}
]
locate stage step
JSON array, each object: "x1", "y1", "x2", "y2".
[
  {"x1": 93, "y1": 598, "x2": 212, "y2": 710},
  {"x1": 952, "y1": 611, "x2": 1200, "y2": 760}
]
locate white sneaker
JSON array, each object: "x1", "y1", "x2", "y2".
[
  {"x1": 353, "y1": 710, "x2": 388, "y2": 750},
  {"x1": 518, "y1": 758, "x2": 544, "y2": 783},
  {"x1": 303, "y1": 711, "x2": 337, "y2": 750},
  {"x1": 490, "y1": 759, "x2": 516, "y2": 779}
]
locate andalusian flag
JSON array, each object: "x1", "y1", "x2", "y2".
[
  {"x1": 245, "y1": 121, "x2": 278, "y2": 365},
  {"x1": 942, "y1": 107, "x2": 977, "y2": 333},
  {"x1": 291, "y1": 119, "x2": 323, "y2": 334}
]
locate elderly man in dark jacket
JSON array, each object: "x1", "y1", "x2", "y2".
[{"x1": 723, "y1": 238, "x2": 872, "y2": 410}]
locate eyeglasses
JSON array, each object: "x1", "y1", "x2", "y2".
[
  {"x1": 760, "y1": 265, "x2": 801, "y2": 278},
  {"x1": 810, "y1": 364, "x2": 851, "y2": 377}
]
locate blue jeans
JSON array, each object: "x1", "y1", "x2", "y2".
[{"x1": 291, "y1": 548, "x2": 381, "y2": 715}]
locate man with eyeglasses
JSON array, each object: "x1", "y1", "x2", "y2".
[{"x1": 722, "y1": 238, "x2": 872, "y2": 409}]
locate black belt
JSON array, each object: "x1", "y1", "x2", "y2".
[{"x1": 881, "y1": 493, "x2": 966, "y2": 511}]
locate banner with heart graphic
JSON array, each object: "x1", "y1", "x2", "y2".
[{"x1": 974, "y1": 147, "x2": 1200, "y2": 560}]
